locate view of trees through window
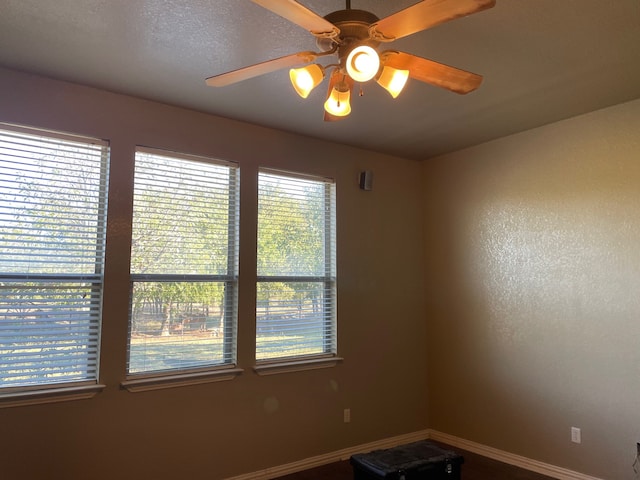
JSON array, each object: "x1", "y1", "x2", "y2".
[
  {"x1": 1, "y1": 126, "x2": 338, "y2": 390},
  {"x1": 127, "y1": 149, "x2": 238, "y2": 374},
  {"x1": 0, "y1": 125, "x2": 108, "y2": 388},
  {"x1": 256, "y1": 171, "x2": 337, "y2": 362}
]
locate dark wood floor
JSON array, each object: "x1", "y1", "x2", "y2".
[{"x1": 275, "y1": 442, "x2": 554, "y2": 480}]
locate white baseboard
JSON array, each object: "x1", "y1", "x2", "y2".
[
  {"x1": 224, "y1": 429, "x2": 430, "y2": 480},
  {"x1": 225, "y1": 428, "x2": 603, "y2": 480},
  {"x1": 428, "y1": 430, "x2": 604, "y2": 480}
]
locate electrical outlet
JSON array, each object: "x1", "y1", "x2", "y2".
[
  {"x1": 343, "y1": 408, "x2": 351, "y2": 423},
  {"x1": 571, "y1": 427, "x2": 581, "y2": 444}
]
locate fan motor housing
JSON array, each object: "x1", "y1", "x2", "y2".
[{"x1": 317, "y1": 9, "x2": 381, "y2": 58}]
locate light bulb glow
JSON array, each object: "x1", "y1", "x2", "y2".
[
  {"x1": 377, "y1": 66, "x2": 409, "y2": 98},
  {"x1": 346, "y1": 45, "x2": 380, "y2": 83},
  {"x1": 324, "y1": 85, "x2": 351, "y2": 117},
  {"x1": 290, "y1": 64, "x2": 324, "y2": 98}
]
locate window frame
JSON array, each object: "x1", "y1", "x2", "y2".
[
  {"x1": 0, "y1": 123, "x2": 109, "y2": 407},
  {"x1": 254, "y1": 168, "x2": 341, "y2": 375},
  {"x1": 121, "y1": 147, "x2": 242, "y2": 392}
]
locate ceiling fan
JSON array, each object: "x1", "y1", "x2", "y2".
[{"x1": 206, "y1": 0, "x2": 496, "y2": 120}]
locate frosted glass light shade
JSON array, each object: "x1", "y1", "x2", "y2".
[
  {"x1": 290, "y1": 64, "x2": 325, "y2": 98},
  {"x1": 346, "y1": 45, "x2": 380, "y2": 83},
  {"x1": 324, "y1": 86, "x2": 351, "y2": 117},
  {"x1": 377, "y1": 66, "x2": 409, "y2": 98}
]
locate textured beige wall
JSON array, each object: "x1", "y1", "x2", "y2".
[
  {"x1": 0, "y1": 68, "x2": 428, "y2": 480},
  {"x1": 423, "y1": 98, "x2": 640, "y2": 479}
]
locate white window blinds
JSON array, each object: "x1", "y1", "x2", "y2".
[
  {"x1": 127, "y1": 148, "x2": 239, "y2": 375},
  {"x1": 0, "y1": 123, "x2": 109, "y2": 390},
  {"x1": 256, "y1": 170, "x2": 337, "y2": 362}
]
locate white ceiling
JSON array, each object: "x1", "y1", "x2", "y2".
[{"x1": 1, "y1": 0, "x2": 639, "y2": 160}]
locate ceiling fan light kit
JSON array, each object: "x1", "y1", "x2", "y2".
[
  {"x1": 324, "y1": 81, "x2": 352, "y2": 117},
  {"x1": 345, "y1": 45, "x2": 380, "y2": 82},
  {"x1": 290, "y1": 63, "x2": 325, "y2": 98},
  {"x1": 206, "y1": 0, "x2": 496, "y2": 120},
  {"x1": 376, "y1": 66, "x2": 410, "y2": 99}
]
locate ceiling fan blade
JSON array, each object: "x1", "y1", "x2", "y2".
[
  {"x1": 370, "y1": 0, "x2": 496, "y2": 42},
  {"x1": 206, "y1": 51, "x2": 317, "y2": 87},
  {"x1": 251, "y1": 0, "x2": 339, "y2": 39},
  {"x1": 323, "y1": 69, "x2": 353, "y2": 122},
  {"x1": 381, "y1": 51, "x2": 483, "y2": 94}
]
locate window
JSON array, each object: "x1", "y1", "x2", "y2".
[
  {"x1": 126, "y1": 148, "x2": 239, "y2": 382},
  {"x1": 256, "y1": 170, "x2": 337, "y2": 367},
  {"x1": 0, "y1": 124, "x2": 109, "y2": 395}
]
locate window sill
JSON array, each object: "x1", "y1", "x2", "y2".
[
  {"x1": 254, "y1": 356, "x2": 343, "y2": 376},
  {"x1": 121, "y1": 367, "x2": 244, "y2": 392},
  {"x1": 0, "y1": 384, "x2": 106, "y2": 409}
]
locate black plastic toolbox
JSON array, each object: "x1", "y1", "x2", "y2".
[{"x1": 350, "y1": 440, "x2": 464, "y2": 480}]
